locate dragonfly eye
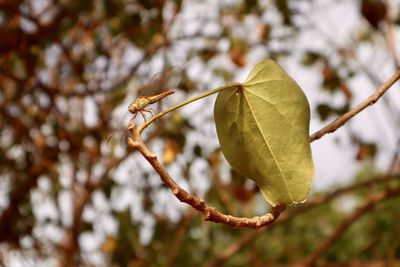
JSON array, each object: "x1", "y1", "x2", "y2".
[{"x1": 128, "y1": 104, "x2": 135, "y2": 114}]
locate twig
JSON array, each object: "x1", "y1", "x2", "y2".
[
  {"x1": 310, "y1": 68, "x2": 400, "y2": 142},
  {"x1": 127, "y1": 66, "x2": 400, "y2": 229},
  {"x1": 128, "y1": 124, "x2": 286, "y2": 228},
  {"x1": 304, "y1": 187, "x2": 400, "y2": 267}
]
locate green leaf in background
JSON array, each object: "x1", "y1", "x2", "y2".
[{"x1": 214, "y1": 59, "x2": 314, "y2": 206}]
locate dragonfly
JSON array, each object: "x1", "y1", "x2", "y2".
[
  {"x1": 129, "y1": 65, "x2": 180, "y2": 121},
  {"x1": 107, "y1": 66, "x2": 180, "y2": 145},
  {"x1": 128, "y1": 88, "x2": 176, "y2": 121}
]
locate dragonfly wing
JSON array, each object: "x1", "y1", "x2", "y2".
[{"x1": 139, "y1": 66, "x2": 181, "y2": 96}]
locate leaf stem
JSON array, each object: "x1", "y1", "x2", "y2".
[{"x1": 138, "y1": 82, "x2": 242, "y2": 133}]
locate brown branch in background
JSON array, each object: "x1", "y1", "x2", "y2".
[
  {"x1": 293, "y1": 174, "x2": 399, "y2": 215},
  {"x1": 384, "y1": 3, "x2": 400, "y2": 68},
  {"x1": 204, "y1": 230, "x2": 259, "y2": 267},
  {"x1": 58, "y1": 155, "x2": 128, "y2": 267},
  {"x1": 128, "y1": 124, "x2": 286, "y2": 229},
  {"x1": 0, "y1": 106, "x2": 56, "y2": 243},
  {"x1": 208, "y1": 151, "x2": 236, "y2": 214},
  {"x1": 204, "y1": 174, "x2": 400, "y2": 267},
  {"x1": 310, "y1": 68, "x2": 400, "y2": 142},
  {"x1": 164, "y1": 209, "x2": 196, "y2": 267},
  {"x1": 304, "y1": 187, "x2": 400, "y2": 267},
  {"x1": 0, "y1": 163, "x2": 48, "y2": 244},
  {"x1": 307, "y1": 15, "x2": 400, "y2": 128},
  {"x1": 387, "y1": 138, "x2": 400, "y2": 176},
  {"x1": 385, "y1": 24, "x2": 400, "y2": 68}
]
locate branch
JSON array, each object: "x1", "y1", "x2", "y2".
[
  {"x1": 304, "y1": 187, "x2": 400, "y2": 267},
  {"x1": 310, "y1": 69, "x2": 400, "y2": 142},
  {"x1": 127, "y1": 66, "x2": 400, "y2": 229},
  {"x1": 128, "y1": 124, "x2": 286, "y2": 228}
]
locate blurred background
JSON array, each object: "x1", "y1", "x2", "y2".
[{"x1": 1, "y1": 0, "x2": 400, "y2": 266}]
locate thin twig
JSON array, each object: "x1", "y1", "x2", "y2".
[
  {"x1": 310, "y1": 68, "x2": 400, "y2": 142},
  {"x1": 128, "y1": 124, "x2": 286, "y2": 228},
  {"x1": 304, "y1": 187, "x2": 400, "y2": 267}
]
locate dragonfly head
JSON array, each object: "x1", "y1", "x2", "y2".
[{"x1": 128, "y1": 103, "x2": 137, "y2": 114}]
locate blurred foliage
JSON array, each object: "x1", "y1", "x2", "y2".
[{"x1": 0, "y1": 0, "x2": 400, "y2": 267}]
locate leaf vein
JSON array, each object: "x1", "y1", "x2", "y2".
[{"x1": 242, "y1": 92, "x2": 294, "y2": 202}]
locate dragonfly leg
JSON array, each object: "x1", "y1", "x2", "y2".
[
  {"x1": 141, "y1": 108, "x2": 156, "y2": 120},
  {"x1": 142, "y1": 108, "x2": 155, "y2": 116},
  {"x1": 139, "y1": 111, "x2": 147, "y2": 122},
  {"x1": 142, "y1": 108, "x2": 155, "y2": 117}
]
